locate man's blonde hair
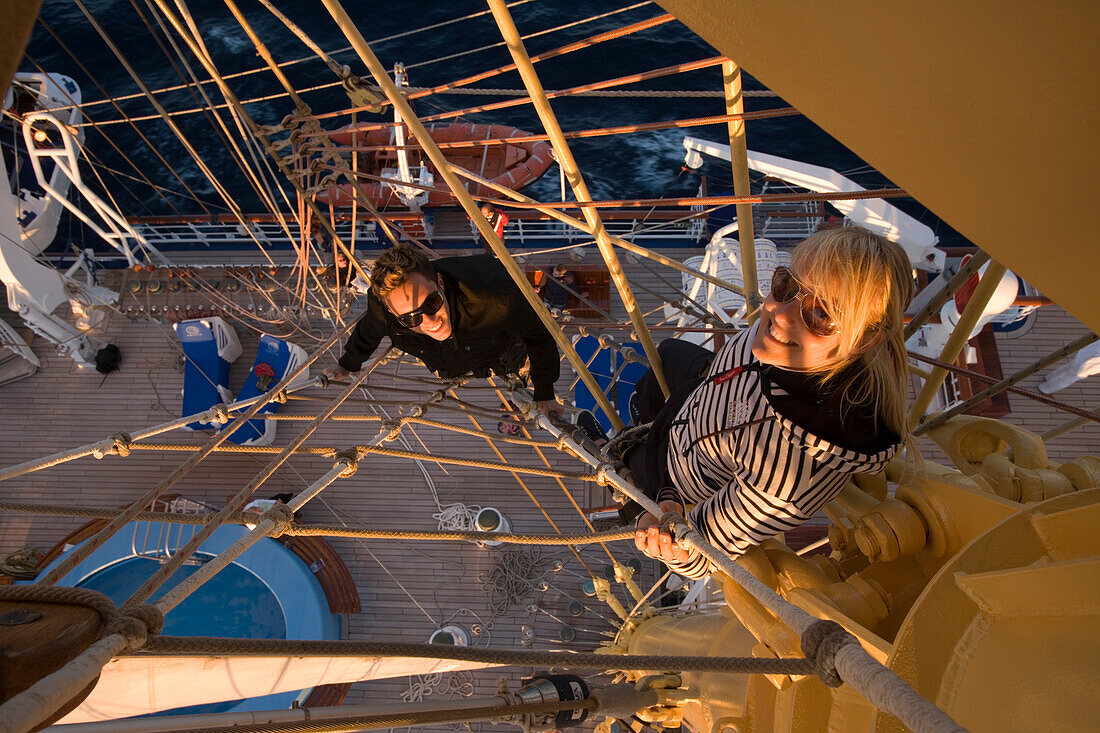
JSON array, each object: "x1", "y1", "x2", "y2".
[
  {"x1": 370, "y1": 245, "x2": 435, "y2": 299},
  {"x1": 789, "y1": 226, "x2": 914, "y2": 441}
]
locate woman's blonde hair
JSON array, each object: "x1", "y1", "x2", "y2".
[{"x1": 789, "y1": 226, "x2": 914, "y2": 441}]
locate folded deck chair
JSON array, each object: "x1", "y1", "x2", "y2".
[
  {"x1": 571, "y1": 336, "x2": 650, "y2": 434},
  {"x1": 615, "y1": 341, "x2": 647, "y2": 427},
  {"x1": 174, "y1": 318, "x2": 241, "y2": 431},
  {"x1": 572, "y1": 334, "x2": 617, "y2": 435},
  {"x1": 227, "y1": 334, "x2": 309, "y2": 446}
]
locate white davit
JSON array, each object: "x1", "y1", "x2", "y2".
[{"x1": 683, "y1": 136, "x2": 945, "y2": 272}]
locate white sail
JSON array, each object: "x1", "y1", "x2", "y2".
[{"x1": 59, "y1": 655, "x2": 499, "y2": 723}]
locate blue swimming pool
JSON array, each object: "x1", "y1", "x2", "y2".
[
  {"x1": 33, "y1": 520, "x2": 342, "y2": 718},
  {"x1": 83, "y1": 556, "x2": 286, "y2": 640}
]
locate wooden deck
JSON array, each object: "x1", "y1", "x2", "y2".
[{"x1": 0, "y1": 245, "x2": 1096, "y2": 727}]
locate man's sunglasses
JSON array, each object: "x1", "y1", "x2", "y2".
[
  {"x1": 770, "y1": 266, "x2": 839, "y2": 337},
  {"x1": 394, "y1": 290, "x2": 445, "y2": 329}
]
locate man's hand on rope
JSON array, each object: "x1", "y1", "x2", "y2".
[
  {"x1": 323, "y1": 366, "x2": 350, "y2": 382},
  {"x1": 536, "y1": 399, "x2": 565, "y2": 416},
  {"x1": 635, "y1": 500, "x2": 690, "y2": 564}
]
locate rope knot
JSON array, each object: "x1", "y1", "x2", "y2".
[
  {"x1": 105, "y1": 604, "x2": 163, "y2": 650},
  {"x1": 128, "y1": 603, "x2": 164, "y2": 636},
  {"x1": 261, "y1": 503, "x2": 296, "y2": 537},
  {"x1": 92, "y1": 433, "x2": 133, "y2": 459},
  {"x1": 273, "y1": 389, "x2": 288, "y2": 404},
  {"x1": 595, "y1": 463, "x2": 617, "y2": 486},
  {"x1": 110, "y1": 432, "x2": 132, "y2": 457},
  {"x1": 333, "y1": 448, "x2": 359, "y2": 477},
  {"x1": 210, "y1": 403, "x2": 232, "y2": 425},
  {"x1": 380, "y1": 418, "x2": 403, "y2": 441},
  {"x1": 103, "y1": 616, "x2": 147, "y2": 647},
  {"x1": 800, "y1": 619, "x2": 856, "y2": 688}
]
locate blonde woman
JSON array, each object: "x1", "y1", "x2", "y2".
[{"x1": 629, "y1": 226, "x2": 914, "y2": 578}]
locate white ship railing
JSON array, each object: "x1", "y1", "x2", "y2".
[
  {"x1": 503, "y1": 217, "x2": 705, "y2": 245},
  {"x1": 134, "y1": 217, "x2": 707, "y2": 250},
  {"x1": 132, "y1": 496, "x2": 218, "y2": 564},
  {"x1": 132, "y1": 222, "x2": 380, "y2": 250}
]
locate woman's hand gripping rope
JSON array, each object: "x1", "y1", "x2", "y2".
[{"x1": 635, "y1": 500, "x2": 691, "y2": 564}]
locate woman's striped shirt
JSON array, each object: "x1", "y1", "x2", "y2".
[{"x1": 661, "y1": 325, "x2": 899, "y2": 578}]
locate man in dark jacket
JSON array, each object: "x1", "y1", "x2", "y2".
[{"x1": 323, "y1": 245, "x2": 562, "y2": 414}]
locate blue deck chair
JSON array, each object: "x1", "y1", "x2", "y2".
[
  {"x1": 228, "y1": 334, "x2": 309, "y2": 446},
  {"x1": 571, "y1": 337, "x2": 650, "y2": 434},
  {"x1": 615, "y1": 341, "x2": 647, "y2": 427},
  {"x1": 173, "y1": 318, "x2": 241, "y2": 431},
  {"x1": 571, "y1": 335, "x2": 618, "y2": 435}
]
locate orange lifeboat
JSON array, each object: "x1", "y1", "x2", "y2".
[{"x1": 316, "y1": 122, "x2": 554, "y2": 209}]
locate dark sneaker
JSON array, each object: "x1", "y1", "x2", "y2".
[
  {"x1": 576, "y1": 409, "x2": 610, "y2": 444},
  {"x1": 607, "y1": 423, "x2": 651, "y2": 468}
]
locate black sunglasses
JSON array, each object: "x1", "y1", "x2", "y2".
[
  {"x1": 394, "y1": 289, "x2": 445, "y2": 329},
  {"x1": 770, "y1": 266, "x2": 839, "y2": 337}
]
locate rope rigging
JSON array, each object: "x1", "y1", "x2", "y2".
[
  {"x1": 45, "y1": 0, "x2": 647, "y2": 117},
  {"x1": 7, "y1": 3, "x2": 1088, "y2": 732}
]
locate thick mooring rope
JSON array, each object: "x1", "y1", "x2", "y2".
[{"x1": 139, "y1": 635, "x2": 817, "y2": 675}]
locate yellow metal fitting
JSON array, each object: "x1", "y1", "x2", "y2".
[
  {"x1": 929, "y1": 414, "x2": 1048, "y2": 476},
  {"x1": 1059, "y1": 456, "x2": 1100, "y2": 490},
  {"x1": 635, "y1": 673, "x2": 682, "y2": 691},
  {"x1": 613, "y1": 561, "x2": 646, "y2": 604},
  {"x1": 852, "y1": 498, "x2": 929, "y2": 562},
  {"x1": 593, "y1": 577, "x2": 630, "y2": 620},
  {"x1": 821, "y1": 574, "x2": 891, "y2": 629}
]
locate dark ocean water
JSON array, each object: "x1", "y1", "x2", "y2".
[{"x1": 20, "y1": 0, "x2": 966, "y2": 245}]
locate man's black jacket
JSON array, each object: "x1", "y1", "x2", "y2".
[{"x1": 337, "y1": 255, "x2": 560, "y2": 401}]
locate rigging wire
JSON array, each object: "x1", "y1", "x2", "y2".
[
  {"x1": 67, "y1": 0, "x2": 283, "y2": 268},
  {"x1": 67, "y1": 84, "x2": 774, "y2": 128},
  {"x1": 322, "y1": 56, "x2": 728, "y2": 130},
  {"x1": 310, "y1": 109, "x2": 798, "y2": 151},
  {"x1": 312, "y1": 10, "x2": 680, "y2": 122},
  {"x1": 48, "y1": 0, "x2": 651, "y2": 127},
  {"x1": 31, "y1": 21, "x2": 206, "y2": 215},
  {"x1": 139, "y1": 0, "x2": 300, "y2": 229},
  {"x1": 405, "y1": 1, "x2": 655, "y2": 72}
]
